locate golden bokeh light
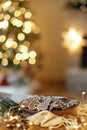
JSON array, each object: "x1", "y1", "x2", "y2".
[
  {"x1": 5, "y1": 38, "x2": 13, "y2": 48},
  {"x1": 4, "y1": 14, "x2": 10, "y2": 21},
  {"x1": 22, "y1": 52, "x2": 29, "y2": 60},
  {"x1": 16, "y1": 53, "x2": 22, "y2": 60},
  {"x1": 2, "y1": 58, "x2": 8, "y2": 66},
  {"x1": 0, "y1": 20, "x2": 9, "y2": 30},
  {"x1": 23, "y1": 41, "x2": 30, "y2": 47},
  {"x1": 24, "y1": 11, "x2": 32, "y2": 19},
  {"x1": 29, "y1": 51, "x2": 37, "y2": 58},
  {"x1": 2, "y1": 1, "x2": 12, "y2": 10},
  {"x1": 0, "y1": 13, "x2": 4, "y2": 20},
  {"x1": 13, "y1": 58, "x2": 20, "y2": 65},
  {"x1": 62, "y1": 28, "x2": 82, "y2": 53},
  {"x1": 20, "y1": 7, "x2": 26, "y2": 14},
  {"x1": 33, "y1": 27, "x2": 40, "y2": 34},
  {"x1": 0, "y1": 35, "x2": 6, "y2": 42},
  {"x1": 18, "y1": 45, "x2": 28, "y2": 53},
  {"x1": 29, "y1": 58, "x2": 36, "y2": 65},
  {"x1": 2, "y1": 44, "x2": 7, "y2": 50},
  {"x1": 22, "y1": 21, "x2": 33, "y2": 34},
  {"x1": 17, "y1": 33, "x2": 25, "y2": 41},
  {"x1": 14, "y1": 10, "x2": 21, "y2": 17},
  {"x1": 12, "y1": 42, "x2": 18, "y2": 49}
]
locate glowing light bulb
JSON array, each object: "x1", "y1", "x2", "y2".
[
  {"x1": 29, "y1": 51, "x2": 37, "y2": 58},
  {"x1": 22, "y1": 52, "x2": 29, "y2": 60},
  {"x1": 3, "y1": 1, "x2": 12, "y2": 10},
  {"x1": 17, "y1": 33, "x2": 25, "y2": 41},
  {"x1": 4, "y1": 14, "x2": 10, "y2": 20},
  {"x1": 2, "y1": 58, "x2": 8, "y2": 66},
  {"x1": 16, "y1": 53, "x2": 22, "y2": 60},
  {"x1": 14, "y1": 10, "x2": 21, "y2": 17},
  {"x1": 5, "y1": 38, "x2": 13, "y2": 48},
  {"x1": 19, "y1": 45, "x2": 28, "y2": 53},
  {"x1": 24, "y1": 11, "x2": 32, "y2": 19},
  {"x1": 29, "y1": 58, "x2": 36, "y2": 65},
  {"x1": 0, "y1": 35, "x2": 6, "y2": 42},
  {"x1": 13, "y1": 58, "x2": 20, "y2": 65}
]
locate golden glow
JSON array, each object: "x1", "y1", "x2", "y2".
[
  {"x1": 23, "y1": 41, "x2": 30, "y2": 47},
  {"x1": 22, "y1": 21, "x2": 33, "y2": 34},
  {"x1": 20, "y1": 7, "x2": 26, "y2": 14},
  {"x1": 22, "y1": 52, "x2": 29, "y2": 60},
  {"x1": 24, "y1": 11, "x2": 32, "y2": 19},
  {"x1": 18, "y1": 45, "x2": 28, "y2": 53},
  {"x1": 0, "y1": 14, "x2": 4, "y2": 20},
  {"x1": 2, "y1": 58, "x2": 8, "y2": 66},
  {"x1": 16, "y1": 53, "x2": 22, "y2": 60},
  {"x1": 0, "y1": 35, "x2": 6, "y2": 42},
  {"x1": 12, "y1": 41, "x2": 18, "y2": 49},
  {"x1": 0, "y1": 20, "x2": 9, "y2": 30},
  {"x1": 0, "y1": 0, "x2": 39, "y2": 67},
  {"x1": 14, "y1": 10, "x2": 21, "y2": 17},
  {"x1": 29, "y1": 51, "x2": 37, "y2": 58},
  {"x1": 13, "y1": 58, "x2": 20, "y2": 65},
  {"x1": 3, "y1": 1, "x2": 12, "y2": 10},
  {"x1": 2, "y1": 44, "x2": 7, "y2": 50},
  {"x1": 33, "y1": 27, "x2": 40, "y2": 34},
  {"x1": 11, "y1": 17, "x2": 23, "y2": 27},
  {"x1": 29, "y1": 58, "x2": 36, "y2": 65},
  {"x1": 62, "y1": 28, "x2": 82, "y2": 53},
  {"x1": 4, "y1": 14, "x2": 10, "y2": 21},
  {"x1": 5, "y1": 38, "x2": 13, "y2": 48},
  {"x1": 17, "y1": 33, "x2": 25, "y2": 41}
]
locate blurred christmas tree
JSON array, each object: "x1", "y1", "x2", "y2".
[{"x1": 0, "y1": 0, "x2": 40, "y2": 69}]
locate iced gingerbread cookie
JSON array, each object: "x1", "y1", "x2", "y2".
[{"x1": 19, "y1": 95, "x2": 79, "y2": 115}]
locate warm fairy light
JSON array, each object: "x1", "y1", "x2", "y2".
[
  {"x1": 14, "y1": 10, "x2": 21, "y2": 17},
  {"x1": 29, "y1": 121, "x2": 33, "y2": 126},
  {"x1": 18, "y1": 45, "x2": 28, "y2": 53},
  {"x1": 22, "y1": 52, "x2": 30, "y2": 60},
  {"x1": 20, "y1": 104, "x2": 26, "y2": 108},
  {"x1": 23, "y1": 41, "x2": 30, "y2": 47},
  {"x1": 16, "y1": 123, "x2": 21, "y2": 128},
  {"x1": 62, "y1": 28, "x2": 82, "y2": 53},
  {"x1": 29, "y1": 58, "x2": 36, "y2": 65},
  {"x1": 5, "y1": 38, "x2": 13, "y2": 48},
  {"x1": 24, "y1": 11, "x2": 32, "y2": 19},
  {"x1": 0, "y1": 20, "x2": 9, "y2": 30},
  {"x1": 11, "y1": 18, "x2": 23, "y2": 27},
  {"x1": 2, "y1": 58, "x2": 8, "y2": 66},
  {"x1": 2, "y1": 1, "x2": 12, "y2": 10},
  {"x1": 2, "y1": 44, "x2": 7, "y2": 50},
  {"x1": 16, "y1": 53, "x2": 22, "y2": 60},
  {"x1": 29, "y1": 51, "x2": 37, "y2": 58},
  {"x1": 17, "y1": 33, "x2": 25, "y2": 41},
  {"x1": 20, "y1": 7, "x2": 26, "y2": 14},
  {"x1": 13, "y1": 58, "x2": 20, "y2": 65},
  {"x1": 12, "y1": 41, "x2": 18, "y2": 49},
  {"x1": 0, "y1": 14, "x2": 4, "y2": 20},
  {"x1": 4, "y1": 14, "x2": 10, "y2": 21},
  {"x1": 22, "y1": 21, "x2": 33, "y2": 34},
  {"x1": 0, "y1": 35, "x2": 6, "y2": 42},
  {"x1": 33, "y1": 27, "x2": 40, "y2": 34}
]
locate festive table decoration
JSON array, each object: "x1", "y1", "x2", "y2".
[{"x1": 0, "y1": 93, "x2": 87, "y2": 130}]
